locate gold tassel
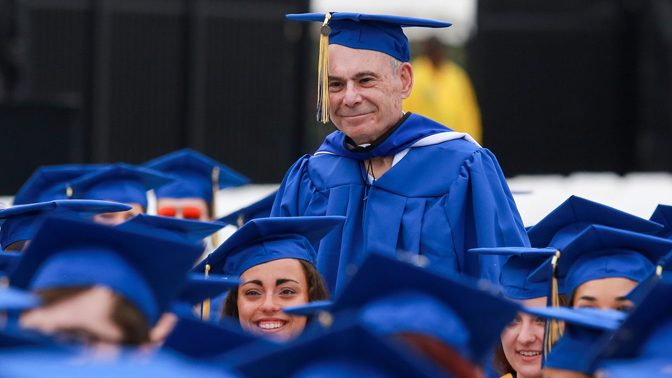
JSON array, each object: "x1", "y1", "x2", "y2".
[
  {"x1": 316, "y1": 13, "x2": 332, "y2": 124},
  {"x1": 201, "y1": 263, "x2": 212, "y2": 321},
  {"x1": 656, "y1": 264, "x2": 663, "y2": 277},
  {"x1": 543, "y1": 250, "x2": 564, "y2": 360},
  {"x1": 66, "y1": 185, "x2": 73, "y2": 198}
]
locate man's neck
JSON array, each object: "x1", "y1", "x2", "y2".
[{"x1": 366, "y1": 156, "x2": 394, "y2": 180}]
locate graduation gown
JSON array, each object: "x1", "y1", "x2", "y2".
[{"x1": 272, "y1": 113, "x2": 529, "y2": 295}]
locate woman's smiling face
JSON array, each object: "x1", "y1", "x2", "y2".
[{"x1": 236, "y1": 258, "x2": 309, "y2": 342}]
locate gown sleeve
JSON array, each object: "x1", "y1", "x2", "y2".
[
  {"x1": 445, "y1": 148, "x2": 530, "y2": 282},
  {"x1": 271, "y1": 154, "x2": 314, "y2": 217}
]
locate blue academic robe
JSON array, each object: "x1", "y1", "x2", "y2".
[{"x1": 272, "y1": 113, "x2": 529, "y2": 295}]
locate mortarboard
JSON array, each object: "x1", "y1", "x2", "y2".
[
  {"x1": 528, "y1": 225, "x2": 672, "y2": 297},
  {"x1": 117, "y1": 214, "x2": 225, "y2": 244},
  {"x1": 194, "y1": 216, "x2": 345, "y2": 277},
  {"x1": 0, "y1": 348, "x2": 237, "y2": 378},
  {"x1": 650, "y1": 204, "x2": 672, "y2": 238},
  {"x1": 232, "y1": 321, "x2": 444, "y2": 377},
  {"x1": 216, "y1": 191, "x2": 277, "y2": 228},
  {"x1": 598, "y1": 358, "x2": 672, "y2": 378},
  {"x1": 176, "y1": 273, "x2": 239, "y2": 306},
  {"x1": 284, "y1": 252, "x2": 519, "y2": 364},
  {"x1": 10, "y1": 215, "x2": 203, "y2": 325},
  {"x1": 0, "y1": 253, "x2": 22, "y2": 277},
  {"x1": 0, "y1": 200, "x2": 132, "y2": 250},
  {"x1": 144, "y1": 148, "x2": 250, "y2": 204},
  {"x1": 13, "y1": 164, "x2": 105, "y2": 205},
  {"x1": 286, "y1": 12, "x2": 451, "y2": 124},
  {"x1": 68, "y1": 163, "x2": 174, "y2": 208},
  {"x1": 0, "y1": 287, "x2": 41, "y2": 311},
  {"x1": 525, "y1": 307, "x2": 625, "y2": 374},
  {"x1": 172, "y1": 273, "x2": 239, "y2": 319},
  {"x1": 527, "y1": 196, "x2": 664, "y2": 249},
  {"x1": 162, "y1": 316, "x2": 266, "y2": 360},
  {"x1": 468, "y1": 247, "x2": 560, "y2": 300}
]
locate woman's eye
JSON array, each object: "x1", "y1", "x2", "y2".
[
  {"x1": 244, "y1": 290, "x2": 261, "y2": 297},
  {"x1": 533, "y1": 317, "x2": 546, "y2": 325},
  {"x1": 279, "y1": 288, "x2": 296, "y2": 296}
]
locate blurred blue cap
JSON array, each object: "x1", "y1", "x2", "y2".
[
  {"x1": 0, "y1": 287, "x2": 41, "y2": 311},
  {"x1": 0, "y1": 348, "x2": 237, "y2": 377},
  {"x1": 0, "y1": 200, "x2": 132, "y2": 250},
  {"x1": 117, "y1": 214, "x2": 225, "y2": 244},
  {"x1": 175, "y1": 273, "x2": 239, "y2": 306},
  {"x1": 598, "y1": 276, "x2": 672, "y2": 360},
  {"x1": 69, "y1": 163, "x2": 174, "y2": 208},
  {"x1": 144, "y1": 149, "x2": 250, "y2": 203},
  {"x1": 284, "y1": 252, "x2": 519, "y2": 363},
  {"x1": 286, "y1": 12, "x2": 451, "y2": 62},
  {"x1": 357, "y1": 291, "x2": 472, "y2": 360},
  {"x1": 0, "y1": 252, "x2": 22, "y2": 277},
  {"x1": 195, "y1": 216, "x2": 345, "y2": 277},
  {"x1": 13, "y1": 164, "x2": 105, "y2": 205},
  {"x1": 528, "y1": 225, "x2": 672, "y2": 296},
  {"x1": 233, "y1": 322, "x2": 444, "y2": 377},
  {"x1": 525, "y1": 307, "x2": 625, "y2": 374},
  {"x1": 527, "y1": 196, "x2": 664, "y2": 249},
  {"x1": 216, "y1": 191, "x2": 277, "y2": 228},
  {"x1": 468, "y1": 247, "x2": 560, "y2": 299},
  {"x1": 163, "y1": 316, "x2": 265, "y2": 360},
  {"x1": 10, "y1": 215, "x2": 203, "y2": 325}
]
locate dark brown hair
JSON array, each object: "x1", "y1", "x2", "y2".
[
  {"x1": 36, "y1": 286, "x2": 151, "y2": 345},
  {"x1": 222, "y1": 259, "x2": 329, "y2": 319}
]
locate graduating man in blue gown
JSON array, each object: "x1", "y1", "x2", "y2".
[{"x1": 272, "y1": 12, "x2": 529, "y2": 295}]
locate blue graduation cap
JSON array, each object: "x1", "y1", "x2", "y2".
[
  {"x1": 194, "y1": 216, "x2": 345, "y2": 277},
  {"x1": 13, "y1": 164, "x2": 105, "y2": 205},
  {"x1": 216, "y1": 191, "x2": 277, "y2": 228},
  {"x1": 650, "y1": 204, "x2": 672, "y2": 238},
  {"x1": 175, "y1": 273, "x2": 239, "y2": 306},
  {"x1": 528, "y1": 225, "x2": 672, "y2": 297},
  {"x1": 468, "y1": 247, "x2": 560, "y2": 300},
  {"x1": 162, "y1": 316, "x2": 266, "y2": 360},
  {"x1": 232, "y1": 321, "x2": 444, "y2": 377},
  {"x1": 0, "y1": 287, "x2": 41, "y2": 311},
  {"x1": 524, "y1": 307, "x2": 625, "y2": 374},
  {"x1": 284, "y1": 252, "x2": 519, "y2": 364},
  {"x1": 68, "y1": 163, "x2": 174, "y2": 208},
  {"x1": 117, "y1": 214, "x2": 225, "y2": 244},
  {"x1": 527, "y1": 196, "x2": 664, "y2": 249},
  {"x1": 9, "y1": 215, "x2": 203, "y2": 325},
  {"x1": 0, "y1": 348, "x2": 236, "y2": 378},
  {"x1": 144, "y1": 148, "x2": 250, "y2": 204},
  {"x1": 598, "y1": 358, "x2": 672, "y2": 378},
  {"x1": 286, "y1": 12, "x2": 451, "y2": 123},
  {"x1": 597, "y1": 276, "x2": 672, "y2": 361},
  {"x1": 0, "y1": 253, "x2": 21, "y2": 277},
  {"x1": 0, "y1": 200, "x2": 132, "y2": 251}
]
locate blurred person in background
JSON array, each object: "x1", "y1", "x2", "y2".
[{"x1": 404, "y1": 36, "x2": 482, "y2": 143}]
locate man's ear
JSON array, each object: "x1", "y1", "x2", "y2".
[{"x1": 399, "y1": 62, "x2": 414, "y2": 99}]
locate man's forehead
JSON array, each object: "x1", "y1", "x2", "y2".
[{"x1": 328, "y1": 44, "x2": 397, "y2": 76}]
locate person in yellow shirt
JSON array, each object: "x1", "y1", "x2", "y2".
[{"x1": 404, "y1": 36, "x2": 482, "y2": 143}]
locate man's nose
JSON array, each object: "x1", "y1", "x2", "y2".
[{"x1": 342, "y1": 82, "x2": 362, "y2": 106}]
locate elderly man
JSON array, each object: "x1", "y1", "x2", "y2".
[{"x1": 272, "y1": 12, "x2": 528, "y2": 295}]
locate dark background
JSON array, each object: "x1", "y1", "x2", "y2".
[{"x1": 0, "y1": 0, "x2": 671, "y2": 194}]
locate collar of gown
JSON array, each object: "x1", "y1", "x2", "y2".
[{"x1": 317, "y1": 113, "x2": 451, "y2": 161}]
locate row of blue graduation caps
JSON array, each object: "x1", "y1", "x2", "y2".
[
  {"x1": 1, "y1": 13, "x2": 672, "y2": 377},
  {"x1": 3, "y1": 193, "x2": 672, "y2": 376}
]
